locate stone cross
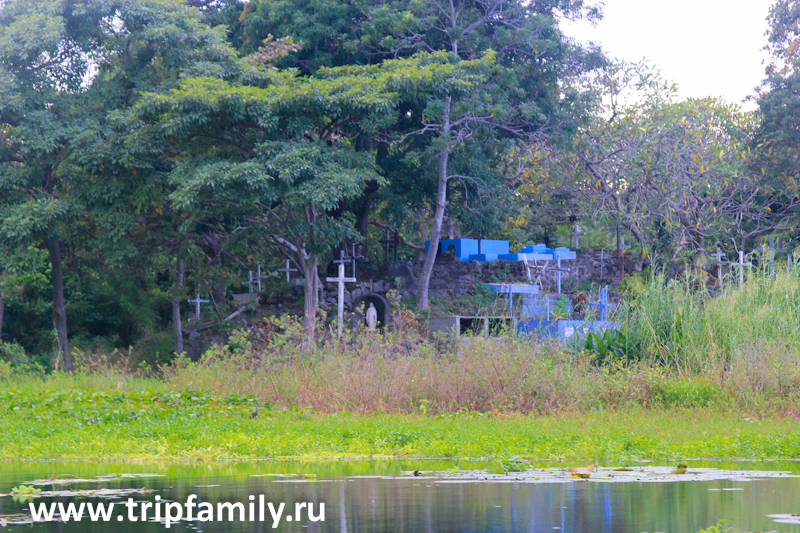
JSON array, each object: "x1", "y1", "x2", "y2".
[
  {"x1": 277, "y1": 260, "x2": 298, "y2": 283},
  {"x1": 711, "y1": 249, "x2": 726, "y2": 285},
  {"x1": 588, "y1": 285, "x2": 616, "y2": 322},
  {"x1": 731, "y1": 251, "x2": 752, "y2": 286},
  {"x1": 555, "y1": 254, "x2": 570, "y2": 295},
  {"x1": 187, "y1": 293, "x2": 209, "y2": 322},
  {"x1": 567, "y1": 224, "x2": 586, "y2": 250},
  {"x1": 326, "y1": 263, "x2": 356, "y2": 338}
]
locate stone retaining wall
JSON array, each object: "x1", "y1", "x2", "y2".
[{"x1": 390, "y1": 250, "x2": 648, "y2": 299}]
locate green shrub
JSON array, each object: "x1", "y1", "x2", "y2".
[
  {"x1": 0, "y1": 341, "x2": 32, "y2": 368},
  {"x1": 651, "y1": 376, "x2": 720, "y2": 408}
]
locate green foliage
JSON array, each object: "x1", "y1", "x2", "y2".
[
  {"x1": 530, "y1": 61, "x2": 776, "y2": 258},
  {"x1": 10, "y1": 485, "x2": 41, "y2": 496},
  {"x1": 650, "y1": 377, "x2": 720, "y2": 408},
  {"x1": 619, "y1": 268, "x2": 800, "y2": 370},
  {"x1": 696, "y1": 521, "x2": 733, "y2": 533},
  {"x1": 618, "y1": 273, "x2": 647, "y2": 299},
  {"x1": 584, "y1": 329, "x2": 637, "y2": 365},
  {"x1": 500, "y1": 456, "x2": 531, "y2": 473},
  {"x1": 0, "y1": 341, "x2": 31, "y2": 368},
  {"x1": 0, "y1": 388, "x2": 263, "y2": 425}
]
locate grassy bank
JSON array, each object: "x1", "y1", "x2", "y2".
[
  {"x1": 1, "y1": 397, "x2": 799, "y2": 461},
  {"x1": 1, "y1": 383, "x2": 799, "y2": 461},
  {"x1": 1, "y1": 271, "x2": 800, "y2": 461}
]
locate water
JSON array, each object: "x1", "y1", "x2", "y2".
[{"x1": 1, "y1": 460, "x2": 798, "y2": 532}]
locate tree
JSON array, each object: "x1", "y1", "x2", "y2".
[
  {"x1": 530, "y1": 62, "x2": 791, "y2": 258},
  {"x1": 368, "y1": 0, "x2": 602, "y2": 309},
  {"x1": 0, "y1": 0, "x2": 109, "y2": 370},
  {"x1": 133, "y1": 52, "x2": 489, "y2": 347},
  {"x1": 0, "y1": 0, "x2": 244, "y2": 366},
  {"x1": 752, "y1": 0, "x2": 800, "y2": 241}
]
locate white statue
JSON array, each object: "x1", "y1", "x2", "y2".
[{"x1": 366, "y1": 302, "x2": 378, "y2": 332}]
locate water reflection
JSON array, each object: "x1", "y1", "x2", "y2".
[{"x1": 0, "y1": 461, "x2": 797, "y2": 533}]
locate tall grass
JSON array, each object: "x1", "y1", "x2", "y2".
[
  {"x1": 622, "y1": 265, "x2": 800, "y2": 372},
  {"x1": 3, "y1": 267, "x2": 800, "y2": 416}
]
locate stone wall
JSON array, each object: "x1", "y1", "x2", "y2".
[{"x1": 390, "y1": 250, "x2": 648, "y2": 299}]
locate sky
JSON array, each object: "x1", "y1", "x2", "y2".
[{"x1": 563, "y1": 0, "x2": 775, "y2": 110}]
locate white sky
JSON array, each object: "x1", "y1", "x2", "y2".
[{"x1": 563, "y1": 0, "x2": 774, "y2": 110}]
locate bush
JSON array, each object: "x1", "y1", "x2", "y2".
[{"x1": 0, "y1": 341, "x2": 32, "y2": 368}]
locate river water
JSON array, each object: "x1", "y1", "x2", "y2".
[{"x1": 0, "y1": 460, "x2": 798, "y2": 532}]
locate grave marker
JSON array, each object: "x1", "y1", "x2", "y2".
[
  {"x1": 555, "y1": 255, "x2": 570, "y2": 295},
  {"x1": 187, "y1": 293, "x2": 209, "y2": 322},
  {"x1": 567, "y1": 224, "x2": 586, "y2": 250},
  {"x1": 588, "y1": 285, "x2": 616, "y2": 322},
  {"x1": 257, "y1": 264, "x2": 269, "y2": 290},
  {"x1": 599, "y1": 249, "x2": 605, "y2": 280},
  {"x1": 244, "y1": 271, "x2": 258, "y2": 293},
  {"x1": 347, "y1": 243, "x2": 365, "y2": 278},
  {"x1": 379, "y1": 229, "x2": 400, "y2": 263},
  {"x1": 326, "y1": 263, "x2": 356, "y2": 338},
  {"x1": 731, "y1": 251, "x2": 752, "y2": 286},
  {"x1": 616, "y1": 237, "x2": 630, "y2": 277},
  {"x1": 711, "y1": 249, "x2": 726, "y2": 285},
  {"x1": 277, "y1": 260, "x2": 298, "y2": 283}
]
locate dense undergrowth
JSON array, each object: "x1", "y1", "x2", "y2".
[
  {"x1": 2, "y1": 268, "x2": 800, "y2": 460},
  {"x1": 2, "y1": 267, "x2": 800, "y2": 416}
]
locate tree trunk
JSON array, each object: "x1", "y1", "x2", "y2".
[
  {"x1": 172, "y1": 258, "x2": 184, "y2": 355},
  {"x1": 301, "y1": 254, "x2": 318, "y2": 352},
  {"x1": 45, "y1": 239, "x2": 71, "y2": 371},
  {"x1": 416, "y1": 96, "x2": 452, "y2": 310}
]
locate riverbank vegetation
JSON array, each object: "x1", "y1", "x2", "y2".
[{"x1": 1, "y1": 272, "x2": 800, "y2": 460}]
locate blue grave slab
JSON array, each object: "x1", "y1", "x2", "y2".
[
  {"x1": 523, "y1": 252, "x2": 557, "y2": 261},
  {"x1": 557, "y1": 320, "x2": 620, "y2": 340},
  {"x1": 483, "y1": 283, "x2": 540, "y2": 294},
  {"x1": 517, "y1": 320, "x2": 557, "y2": 338},
  {"x1": 424, "y1": 238, "x2": 479, "y2": 261},
  {"x1": 552, "y1": 247, "x2": 577, "y2": 260},
  {"x1": 498, "y1": 253, "x2": 527, "y2": 262},
  {"x1": 478, "y1": 240, "x2": 509, "y2": 255},
  {"x1": 520, "y1": 244, "x2": 548, "y2": 254},
  {"x1": 468, "y1": 253, "x2": 499, "y2": 262},
  {"x1": 518, "y1": 319, "x2": 620, "y2": 341}
]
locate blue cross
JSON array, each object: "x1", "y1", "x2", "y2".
[{"x1": 588, "y1": 286, "x2": 616, "y2": 322}]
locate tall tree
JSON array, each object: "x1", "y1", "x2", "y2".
[
  {"x1": 134, "y1": 52, "x2": 491, "y2": 346},
  {"x1": 368, "y1": 0, "x2": 603, "y2": 308},
  {"x1": 0, "y1": 0, "x2": 241, "y2": 366},
  {"x1": 529, "y1": 62, "x2": 791, "y2": 257}
]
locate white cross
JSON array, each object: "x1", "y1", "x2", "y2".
[
  {"x1": 257, "y1": 264, "x2": 269, "y2": 291},
  {"x1": 187, "y1": 293, "x2": 209, "y2": 321},
  {"x1": 326, "y1": 263, "x2": 356, "y2": 338},
  {"x1": 244, "y1": 271, "x2": 257, "y2": 293},
  {"x1": 555, "y1": 254, "x2": 570, "y2": 295},
  {"x1": 277, "y1": 260, "x2": 298, "y2": 282},
  {"x1": 731, "y1": 251, "x2": 752, "y2": 286}
]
